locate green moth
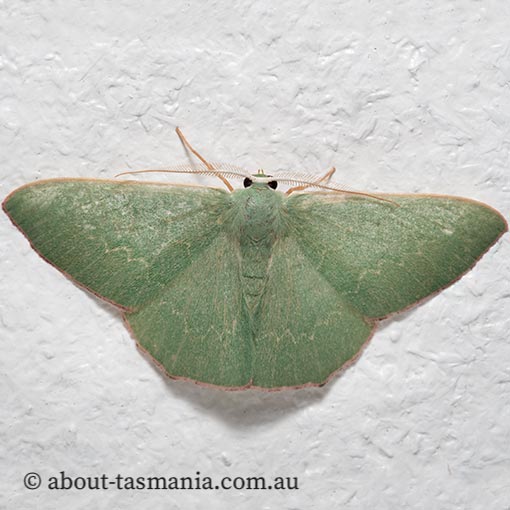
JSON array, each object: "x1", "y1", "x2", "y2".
[{"x1": 3, "y1": 130, "x2": 507, "y2": 390}]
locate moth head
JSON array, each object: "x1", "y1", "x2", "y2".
[{"x1": 244, "y1": 170, "x2": 278, "y2": 190}]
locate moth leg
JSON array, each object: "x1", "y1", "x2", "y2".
[
  {"x1": 317, "y1": 166, "x2": 336, "y2": 184},
  {"x1": 286, "y1": 166, "x2": 336, "y2": 195},
  {"x1": 175, "y1": 128, "x2": 234, "y2": 192}
]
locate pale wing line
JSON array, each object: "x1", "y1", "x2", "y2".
[
  {"x1": 127, "y1": 208, "x2": 234, "y2": 313},
  {"x1": 44, "y1": 187, "x2": 229, "y2": 308},
  {"x1": 20, "y1": 179, "x2": 230, "y2": 313},
  {"x1": 290, "y1": 194, "x2": 478, "y2": 317},
  {"x1": 59, "y1": 205, "x2": 215, "y2": 275},
  {"x1": 133, "y1": 233, "x2": 248, "y2": 382},
  {"x1": 287, "y1": 243, "x2": 338, "y2": 384},
  {"x1": 258, "y1": 237, "x2": 369, "y2": 385}
]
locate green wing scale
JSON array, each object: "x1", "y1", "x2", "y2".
[
  {"x1": 4, "y1": 180, "x2": 230, "y2": 309},
  {"x1": 3, "y1": 179, "x2": 507, "y2": 389},
  {"x1": 287, "y1": 193, "x2": 507, "y2": 319},
  {"x1": 252, "y1": 235, "x2": 373, "y2": 388},
  {"x1": 127, "y1": 234, "x2": 253, "y2": 388}
]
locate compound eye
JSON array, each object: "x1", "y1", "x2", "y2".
[
  {"x1": 267, "y1": 180, "x2": 278, "y2": 190},
  {"x1": 243, "y1": 178, "x2": 253, "y2": 188}
]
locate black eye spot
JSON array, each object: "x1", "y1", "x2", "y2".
[
  {"x1": 268, "y1": 180, "x2": 278, "y2": 190},
  {"x1": 243, "y1": 178, "x2": 253, "y2": 188}
]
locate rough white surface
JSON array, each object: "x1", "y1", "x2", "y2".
[{"x1": 1, "y1": 1, "x2": 509, "y2": 508}]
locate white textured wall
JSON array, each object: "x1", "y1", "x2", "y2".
[{"x1": 1, "y1": 1, "x2": 509, "y2": 508}]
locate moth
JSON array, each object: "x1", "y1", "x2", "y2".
[{"x1": 3, "y1": 129, "x2": 507, "y2": 390}]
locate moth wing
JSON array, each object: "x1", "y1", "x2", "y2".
[
  {"x1": 252, "y1": 235, "x2": 374, "y2": 388},
  {"x1": 286, "y1": 193, "x2": 507, "y2": 319},
  {"x1": 125, "y1": 233, "x2": 252, "y2": 388},
  {"x1": 3, "y1": 179, "x2": 231, "y2": 310},
  {"x1": 251, "y1": 193, "x2": 506, "y2": 389}
]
